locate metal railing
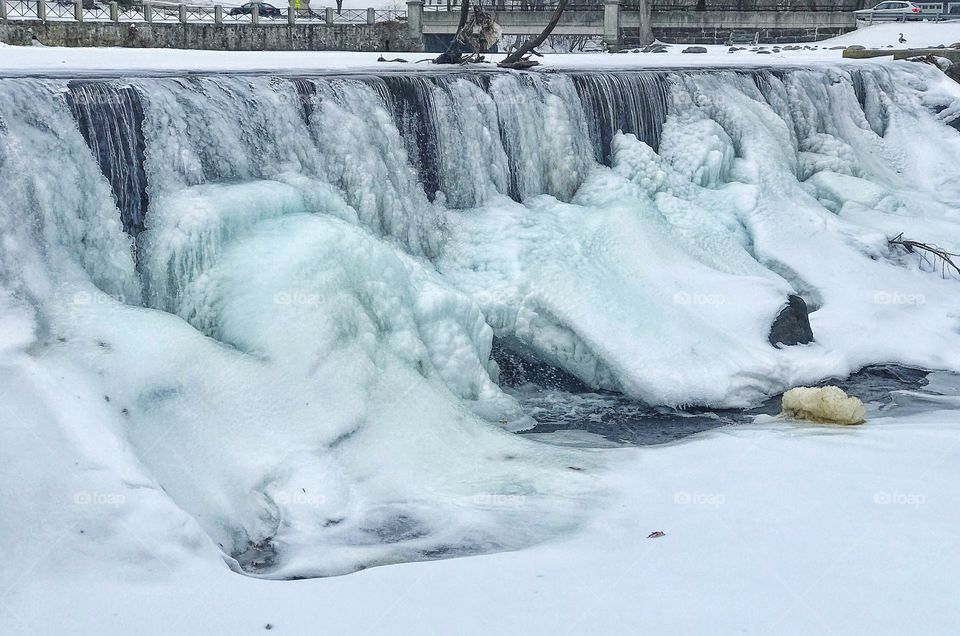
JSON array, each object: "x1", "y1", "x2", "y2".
[
  {"x1": 646, "y1": 0, "x2": 857, "y2": 10},
  {"x1": 0, "y1": 0, "x2": 406, "y2": 24},
  {"x1": 423, "y1": 0, "x2": 614, "y2": 10},
  {"x1": 858, "y1": 10, "x2": 960, "y2": 21},
  {"x1": 329, "y1": 7, "x2": 365, "y2": 20},
  {"x1": 422, "y1": 0, "x2": 859, "y2": 9},
  {"x1": 373, "y1": 8, "x2": 404, "y2": 21}
]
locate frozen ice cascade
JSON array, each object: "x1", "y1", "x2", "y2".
[{"x1": 2, "y1": 65, "x2": 960, "y2": 578}]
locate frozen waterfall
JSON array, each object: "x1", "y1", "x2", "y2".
[{"x1": 1, "y1": 64, "x2": 960, "y2": 577}]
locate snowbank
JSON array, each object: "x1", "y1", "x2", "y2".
[{"x1": 833, "y1": 21, "x2": 960, "y2": 48}]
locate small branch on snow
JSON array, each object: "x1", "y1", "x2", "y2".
[{"x1": 888, "y1": 232, "x2": 960, "y2": 279}]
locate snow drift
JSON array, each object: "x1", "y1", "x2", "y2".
[{"x1": 1, "y1": 63, "x2": 960, "y2": 577}]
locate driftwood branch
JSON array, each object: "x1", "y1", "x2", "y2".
[
  {"x1": 434, "y1": 2, "x2": 501, "y2": 65},
  {"x1": 433, "y1": 0, "x2": 473, "y2": 64},
  {"x1": 498, "y1": 0, "x2": 568, "y2": 68},
  {"x1": 889, "y1": 232, "x2": 960, "y2": 279}
]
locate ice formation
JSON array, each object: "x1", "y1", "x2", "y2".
[{"x1": 1, "y1": 64, "x2": 959, "y2": 577}]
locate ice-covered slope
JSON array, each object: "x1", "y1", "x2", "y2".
[{"x1": 1, "y1": 62, "x2": 960, "y2": 581}]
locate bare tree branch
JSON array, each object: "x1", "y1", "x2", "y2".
[
  {"x1": 499, "y1": 0, "x2": 569, "y2": 68},
  {"x1": 889, "y1": 232, "x2": 960, "y2": 279}
]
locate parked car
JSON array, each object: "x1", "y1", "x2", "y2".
[
  {"x1": 228, "y1": 2, "x2": 283, "y2": 17},
  {"x1": 854, "y1": 1, "x2": 924, "y2": 21}
]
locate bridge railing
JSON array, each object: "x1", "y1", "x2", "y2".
[
  {"x1": 421, "y1": 0, "x2": 862, "y2": 10},
  {"x1": 422, "y1": 0, "x2": 605, "y2": 10},
  {"x1": 0, "y1": 0, "x2": 406, "y2": 24}
]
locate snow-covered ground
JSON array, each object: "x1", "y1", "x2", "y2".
[
  {"x1": 2, "y1": 21, "x2": 960, "y2": 636},
  {"x1": 6, "y1": 397, "x2": 960, "y2": 635},
  {"x1": 1, "y1": 22, "x2": 960, "y2": 75}
]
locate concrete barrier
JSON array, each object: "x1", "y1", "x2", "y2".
[
  {"x1": 421, "y1": 5, "x2": 856, "y2": 47},
  {"x1": 649, "y1": 10, "x2": 855, "y2": 43}
]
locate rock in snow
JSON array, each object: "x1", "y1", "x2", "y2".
[{"x1": 768, "y1": 295, "x2": 814, "y2": 346}]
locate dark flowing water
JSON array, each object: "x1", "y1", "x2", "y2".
[{"x1": 497, "y1": 343, "x2": 942, "y2": 446}]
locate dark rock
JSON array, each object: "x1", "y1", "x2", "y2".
[
  {"x1": 492, "y1": 338, "x2": 591, "y2": 393},
  {"x1": 757, "y1": 50, "x2": 772, "y2": 54},
  {"x1": 682, "y1": 46, "x2": 708, "y2": 54},
  {"x1": 768, "y1": 295, "x2": 814, "y2": 347},
  {"x1": 947, "y1": 64, "x2": 960, "y2": 85},
  {"x1": 847, "y1": 44, "x2": 865, "y2": 50}
]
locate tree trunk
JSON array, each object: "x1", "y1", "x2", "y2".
[
  {"x1": 635, "y1": 0, "x2": 653, "y2": 47},
  {"x1": 434, "y1": 0, "x2": 473, "y2": 64}
]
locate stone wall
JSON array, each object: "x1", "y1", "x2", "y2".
[
  {"x1": 421, "y1": 7, "x2": 855, "y2": 49},
  {"x1": 644, "y1": 25, "x2": 850, "y2": 44},
  {"x1": 641, "y1": 9, "x2": 854, "y2": 44},
  {"x1": 0, "y1": 20, "x2": 422, "y2": 51}
]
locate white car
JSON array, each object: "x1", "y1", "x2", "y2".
[{"x1": 854, "y1": 1, "x2": 925, "y2": 21}]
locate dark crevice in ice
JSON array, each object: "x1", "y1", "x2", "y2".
[{"x1": 66, "y1": 81, "x2": 149, "y2": 237}]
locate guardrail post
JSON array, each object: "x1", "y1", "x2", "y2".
[
  {"x1": 366, "y1": 6, "x2": 374, "y2": 23},
  {"x1": 109, "y1": 0, "x2": 117, "y2": 21},
  {"x1": 603, "y1": 0, "x2": 620, "y2": 52},
  {"x1": 215, "y1": 4, "x2": 222, "y2": 23},
  {"x1": 143, "y1": 1, "x2": 152, "y2": 22},
  {"x1": 74, "y1": 0, "x2": 83, "y2": 22},
  {"x1": 250, "y1": 0, "x2": 258, "y2": 24},
  {"x1": 179, "y1": 3, "x2": 186, "y2": 22},
  {"x1": 325, "y1": 6, "x2": 332, "y2": 24},
  {"x1": 288, "y1": 0, "x2": 295, "y2": 24},
  {"x1": 0, "y1": 0, "x2": 7, "y2": 21},
  {"x1": 36, "y1": 0, "x2": 46, "y2": 22},
  {"x1": 406, "y1": 0, "x2": 422, "y2": 40}
]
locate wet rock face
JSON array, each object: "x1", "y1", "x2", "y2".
[{"x1": 768, "y1": 295, "x2": 814, "y2": 346}]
